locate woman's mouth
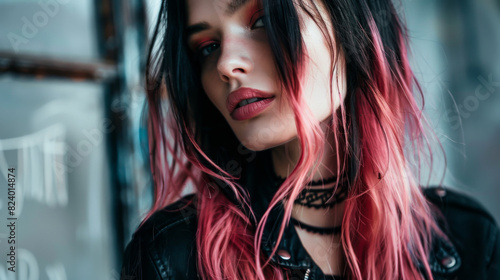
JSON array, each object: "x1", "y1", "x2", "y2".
[
  {"x1": 235, "y1": 97, "x2": 268, "y2": 108},
  {"x1": 227, "y1": 87, "x2": 275, "y2": 121},
  {"x1": 231, "y1": 97, "x2": 275, "y2": 121}
]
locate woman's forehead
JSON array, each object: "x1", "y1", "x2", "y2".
[{"x1": 186, "y1": 0, "x2": 257, "y2": 23}]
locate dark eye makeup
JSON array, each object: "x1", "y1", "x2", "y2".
[
  {"x1": 192, "y1": 14, "x2": 266, "y2": 62},
  {"x1": 198, "y1": 42, "x2": 219, "y2": 58}
]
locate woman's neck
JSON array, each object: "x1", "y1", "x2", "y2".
[
  {"x1": 270, "y1": 122, "x2": 346, "y2": 217},
  {"x1": 272, "y1": 153, "x2": 345, "y2": 224},
  {"x1": 270, "y1": 122, "x2": 347, "y2": 276},
  {"x1": 270, "y1": 120, "x2": 343, "y2": 182}
]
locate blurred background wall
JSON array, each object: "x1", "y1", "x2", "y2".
[
  {"x1": 0, "y1": 1, "x2": 149, "y2": 279},
  {"x1": 0, "y1": 0, "x2": 498, "y2": 279}
]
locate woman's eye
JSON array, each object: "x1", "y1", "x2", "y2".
[
  {"x1": 251, "y1": 16, "x2": 265, "y2": 29},
  {"x1": 197, "y1": 43, "x2": 219, "y2": 58}
]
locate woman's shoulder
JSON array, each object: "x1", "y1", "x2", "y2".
[
  {"x1": 132, "y1": 193, "x2": 199, "y2": 238},
  {"x1": 422, "y1": 186, "x2": 500, "y2": 279},
  {"x1": 422, "y1": 186, "x2": 497, "y2": 223},
  {"x1": 120, "y1": 193, "x2": 200, "y2": 280}
]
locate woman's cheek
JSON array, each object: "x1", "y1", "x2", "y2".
[{"x1": 201, "y1": 73, "x2": 223, "y2": 111}]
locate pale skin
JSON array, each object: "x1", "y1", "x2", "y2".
[
  {"x1": 274, "y1": 126, "x2": 347, "y2": 276},
  {"x1": 186, "y1": 0, "x2": 347, "y2": 275}
]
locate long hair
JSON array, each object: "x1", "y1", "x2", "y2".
[{"x1": 142, "y1": 0, "x2": 447, "y2": 279}]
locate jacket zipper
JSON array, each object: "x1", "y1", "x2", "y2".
[{"x1": 303, "y1": 268, "x2": 311, "y2": 280}]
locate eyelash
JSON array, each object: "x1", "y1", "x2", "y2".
[{"x1": 194, "y1": 15, "x2": 266, "y2": 60}]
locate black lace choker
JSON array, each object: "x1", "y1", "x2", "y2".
[
  {"x1": 275, "y1": 174, "x2": 349, "y2": 209},
  {"x1": 272, "y1": 174, "x2": 347, "y2": 235}
]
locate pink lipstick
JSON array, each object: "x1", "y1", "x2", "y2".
[{"x1": 227, "y1": 87, "x2": 275, "y2": 121}]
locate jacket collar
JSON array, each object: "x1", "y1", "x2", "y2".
[{"x1": 220, "y1": 150, "x2": 462, "y2": 278}]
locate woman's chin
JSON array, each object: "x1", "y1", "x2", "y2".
[
  {"x1": 236, "y1": 132, "x2": 297, "y2": 152},
  {"x1": 228, "y1": 112, "x2": 298, "y2": 152},
  {"x1": 236, "y1": 136, "x2": 274, "y2": 152}
]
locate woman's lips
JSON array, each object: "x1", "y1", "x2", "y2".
[
  {"x1": 230, "y1": 97, "x2": 275, "y2": 121},
  {"x1": 226, "y1": 87, "x2": 275, "y2": 121}
]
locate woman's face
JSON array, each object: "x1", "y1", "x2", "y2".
[{"x1": 186, "y1": 0, "x2": 346, "y2": 151}]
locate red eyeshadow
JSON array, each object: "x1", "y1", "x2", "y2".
[
  {"x1": 194, "y1": 37, "x2": 213, "y2": 50},
  {"x1": 245, "y1": 0, "x2": 263, "y2": 22}
]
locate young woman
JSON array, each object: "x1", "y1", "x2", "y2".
[{"x1": 121, "y1": 0, "x2": 500, "y2": 279}]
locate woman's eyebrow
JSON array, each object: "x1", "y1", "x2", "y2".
[
  {"x1": 186, "y1": 22, "x2": 211, "y2": 42},
  {"x1": 225, "y1": 0, "x2": 251, "y2": 16},
  {"x1": 185, "y1": 0, "x2": 252, "y2": 41}
]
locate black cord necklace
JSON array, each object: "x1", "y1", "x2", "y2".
[{"x1": 291, "y1": 217, "x2": 342, "y2": 235}]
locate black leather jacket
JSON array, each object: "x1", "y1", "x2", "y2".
[{"x1": 121, "y1": 153, "x2": 500, "y2": 279}]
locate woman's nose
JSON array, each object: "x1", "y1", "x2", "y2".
[{"x1": 216, "y1": 38, "x2": 254, "y2": 83}]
